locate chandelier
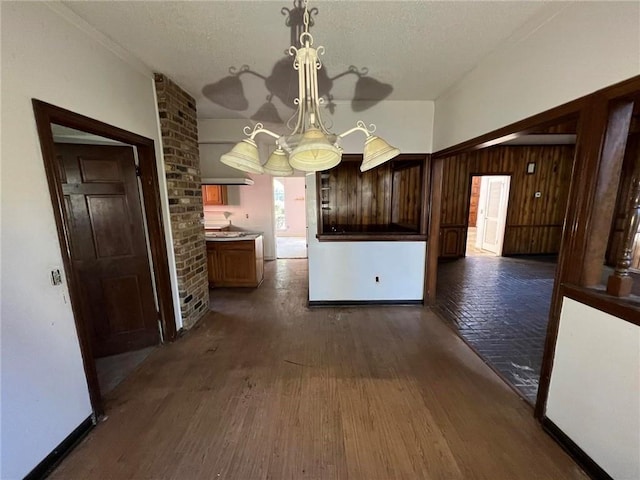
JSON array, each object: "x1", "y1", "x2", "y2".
[{"x1": 220, "y1": 0, "x2": 400, "y2": 176}]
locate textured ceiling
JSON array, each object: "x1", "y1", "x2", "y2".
[{"x1": 63, "y1": 1, "x2": 552, "y2": 120}]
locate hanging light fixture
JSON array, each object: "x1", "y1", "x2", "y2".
[{"x1": 221, "y1": 0, "x2": 399, "y2": 175}]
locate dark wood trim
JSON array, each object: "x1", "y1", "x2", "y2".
[
  {"x1": 23, "y1": 415, "x2": 94, "y2": 480},
  {"x1": 425, "y1": 157, "x2": 444, "y2": 304},
  {"x1": 433, "y1": 103, "x2": 583, "y2": 159},
  {"x1": 581, "y1": 100, "x2": 634, "y2": 286},
  {"x1": 561, "y1": 284, "x2": 640, "y2": 327},
  {"x1": 32, "y1": 99, "x2": 177, "y2": 413},
  {"x1": 315, "y1": 169, "x2": 324, "y2": 235},
  {"x1": 537, "y1": 94, "x2": 618, "y2": 419},
  {"x1": 316, "y1": 234, "x2": 427, "y2": 242},
  {"x1": 420, "y1": 155, "x2": 431, "y2": 236},
  {"x1": 541, "y1": 417, "x2": 613, "y2": 480},
  {"x1": 308, "y1": 299, "x2": 423, "y2": 307},
  {"x1": 136, "y1": 141, "x2": 178, "y2": 343}
]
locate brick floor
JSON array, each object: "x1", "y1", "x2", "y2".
[{"x1": 435, "y1": 255, "x2": 557, "y2": 404}]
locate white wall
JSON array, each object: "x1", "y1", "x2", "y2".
[
  {"x1": 434, "y1": 2, "x2": 640, "y2": 151},
  {"x1": 306, "y1": 174, "x2": 426, "y2": 302},
  {"x1": 279, "y1": 177, "x2": 306, "y2": 237},
  {"x1": 199, "y1": 100, "x2": 434, "y2": 154},
  {"x1": 0, "y1": 3, "x2": 178, "y2": 478},
  {"x1": 547, "y1": 298, "x2": 640, "y2": 480}
]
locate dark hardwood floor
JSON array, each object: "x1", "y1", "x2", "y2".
[{"x1": 50, "y1": 259, "x2": 586, "y2": 479}]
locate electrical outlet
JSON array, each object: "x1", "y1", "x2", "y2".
[{"x1": 51, "y1": 269, "x2": 62, "y2": 286}]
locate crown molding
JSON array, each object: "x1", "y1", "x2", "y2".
[{"x1": 45, "y1": 1, "x2": 153, "y2": 78}]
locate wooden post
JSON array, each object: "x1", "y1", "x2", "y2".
[
  {"x1": 607, "y1": 169, "x2": 640, "y2": 296},
  {"x1": 424, "y1": 157, "x2": 443, "y2": 305},
  {"x1": 580, "y1": 101, "x2": 634, "y2": 286}
]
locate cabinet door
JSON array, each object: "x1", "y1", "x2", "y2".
[
  {"x1": 202, "y1": 185, "x2": 228, "y2": 205},
  {"x1": 220, "y1": 249, "x2": 256, "y2": 284},
  {"x1": 206, "y1": 244, "x2": 223, "y2": 286}
]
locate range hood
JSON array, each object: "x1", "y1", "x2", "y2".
[{"x1": 201, "y1": 177, "x2": 254, "y2": 186}]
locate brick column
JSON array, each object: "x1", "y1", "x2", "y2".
[{"x1": 154, "y1": 73, "x2": 208, "y2": 329}]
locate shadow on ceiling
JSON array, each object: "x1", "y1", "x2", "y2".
[{"x1": 201, "y1": 0, "x2": 393, "y2": 124}]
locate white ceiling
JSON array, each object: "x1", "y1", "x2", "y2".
[{"x1": 63, "y1": 1, "x2": 553, "y2": 120}]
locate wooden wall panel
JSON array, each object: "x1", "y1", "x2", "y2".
[
  {"x1": 324, "y1": 161, "x2": 393, "y2": 228},
  {"x1": 439, "y1": 145, "x2": 574, "y2": 257},
  {"x1": 319, "y1": 156, "x2": 424, "y2": 233},
  {"x1": 391, "y1": 163, "x2": 423, "y2": 229},
  {"x1": 441, "y1": 227, "x2": 466, "y2": 257}
]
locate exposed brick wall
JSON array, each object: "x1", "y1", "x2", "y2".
[{"x1": 154, "y1": 73, "x2": 208, "y2": 329}]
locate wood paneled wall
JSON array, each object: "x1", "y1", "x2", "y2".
[
  {"x1": 391, "y1": 162, "x2": 423, "y2": 229},
  {"x1": 319, "y1": 156, "x2": 425, "y2": 233},
  {"x1": 439, "y1": 145, "x2": 574, "y2": 257},
  {"x1": 321, "y1": 161, "x2": 392, "y2": 228}
]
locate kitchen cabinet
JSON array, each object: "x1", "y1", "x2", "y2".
[
  {"x1": 202, "y1": 185, "x2": 228, "y2": 205},
  {"x1": 206, "y1": 236, "x2": 264, "y2": 287}
]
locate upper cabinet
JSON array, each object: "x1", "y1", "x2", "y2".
[{"x1": 202, "y1": 185, "x2": 228, "y2": 206}]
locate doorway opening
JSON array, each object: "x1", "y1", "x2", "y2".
[
  {"x1": 273, "y1": 177, "x2": 307, "y2": 259},
  {"x1": 434, "y1": 138, "x2": 575, "y2": 405},
  {"x1": 34, "y1": 101, "x2": 176, "y2": 414},
  {"x1": 466, "y1": 175, "x2": 511, "y2": 257},
  {"x1": 53, "y1": 131, "x2": 162, "y2": 397}
]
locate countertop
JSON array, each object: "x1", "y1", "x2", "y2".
[{"x1": 205, "y1": 232, "x2": 262, "y2": 242}]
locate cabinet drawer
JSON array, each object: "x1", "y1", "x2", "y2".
[{"x1": 215, "y1": 240, "x2": 254, "y2": 251}]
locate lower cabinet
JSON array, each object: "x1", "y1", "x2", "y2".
[{"x1": 206, "y1": 236, "x2": 264, "y2": 287}]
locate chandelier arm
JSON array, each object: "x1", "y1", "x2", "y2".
[
  {"x1": 248, "y1": 127, "x2": 282, "y2": 142},
  {"x1": 337, "y1": 121, "x2": 377, "y2": 140}
]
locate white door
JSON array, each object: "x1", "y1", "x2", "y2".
[{"x1": 476, "y1": 176, "x2": 510, "y2": 255}]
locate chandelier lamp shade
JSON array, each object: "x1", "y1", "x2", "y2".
[{"x1": 220, "y1": 0, "x2": 400, "y2": 176}]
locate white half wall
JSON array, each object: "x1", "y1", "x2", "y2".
[
  {"x1": 0, "y1": 3, "x2": 178, "y2": 478},
  {"x1": 546, "y1": 298, "x2": 640, "y2": 480},
  {"x1": 434, "y1": 2, "x2": 640, "y2": 151},
  {"x1": 306, "y1": 174, "x2": 425, "y2": 302}
]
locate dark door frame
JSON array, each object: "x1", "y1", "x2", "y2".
[{"x1": 33, "y1": 100, "x2": 177, "y2": 414}]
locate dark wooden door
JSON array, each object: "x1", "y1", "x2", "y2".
[{"x1": 56, "y1": 143, "x2": 159, "y2": 358}]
